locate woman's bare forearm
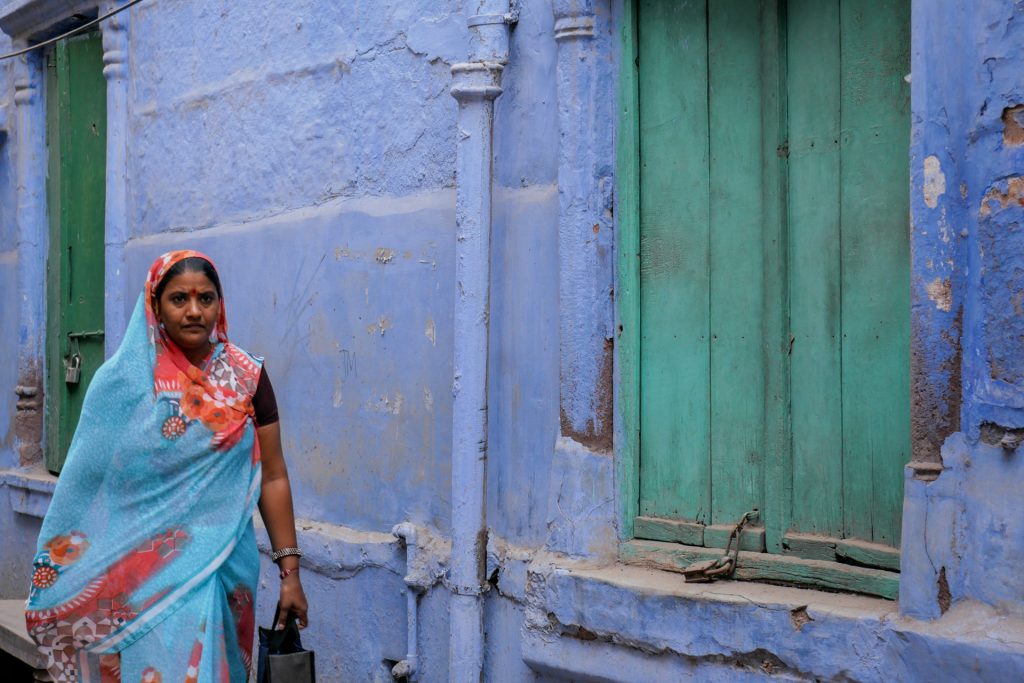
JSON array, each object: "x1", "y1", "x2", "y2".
[{"x1": 258, "y1": 475, "x2": 300, "y2": 569}]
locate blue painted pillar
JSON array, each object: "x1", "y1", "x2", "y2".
[
  {"x1": 101, "y1": 0, "x2": 130, "y2": 355},
  {"x1": 903, "y1": 0, "x2": 1024, "y2": 618},
  {"x1": 553, "y1": 0, "x2": 615, "y2": 451},
  {"x1": 11, "y1": 43, "x2": 46, "y2": 467}
]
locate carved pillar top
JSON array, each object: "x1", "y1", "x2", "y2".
[
  {"x1": 12, "y1": 48, "x2": 39, "y2": 107},
  {"x1": 554, "y1": 14, "x2": 595, "y2": 41},
  {"x1": 101, "y1": 5, "x2": 128, "y2": 81}
]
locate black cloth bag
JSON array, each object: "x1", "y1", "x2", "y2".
[{"x1": 256, "y1": 604, "x2": 315, "y2": 683}]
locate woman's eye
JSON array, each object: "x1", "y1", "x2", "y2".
[
  {"x1": 170, "y1": 294, "x2": 185, "y2": 304},
  {"x1": 201, "y1": 294, "x2": 215, "y2": 305}
]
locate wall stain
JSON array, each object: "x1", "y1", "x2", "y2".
[
  {"x1": 14, "y1": 366, "x2": 43, "y2": 466},
  {"x1": 911, "y1": 306, "x2": 962, "y2": 465},
  {"x1": 560, "y1": 337, "x2": 613, "y2": 453}
]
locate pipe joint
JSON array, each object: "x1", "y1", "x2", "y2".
[{"x1": 450, "y1": 62, "x2": 505, "y2": 102}]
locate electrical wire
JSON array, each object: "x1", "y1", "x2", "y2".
[{"x1": 0, "y1": 0, "x2": 149, "y2": 62}]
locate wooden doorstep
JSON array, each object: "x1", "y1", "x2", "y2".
[
  {"x1": 635, "y1": 516, "x2": 766, "y2": 552},
  {"x1": 622, "y1": 539, "x2": 899, "y2": 600},
  {"x1": 782, "y1": 532, "x2": 901, "y2": 571}
]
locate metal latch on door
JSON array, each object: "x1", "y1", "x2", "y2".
[
  {"x1": 681, "y1": 510, "x2": 759, "y2": 583},
  {"x1": 64, "y1": 330, "x2": 104, "y2": 384}
]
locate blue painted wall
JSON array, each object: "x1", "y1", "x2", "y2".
[{"x1": 1, "y1": 1, "x2": 1024, "y2": 681}]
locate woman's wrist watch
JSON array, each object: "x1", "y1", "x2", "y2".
[{"x1": 271, "y1": 546, "x2": 303, "y2": 563}]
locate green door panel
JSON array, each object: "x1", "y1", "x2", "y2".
[
  {"x1": 45, "y1": 32, "x2": 107, "y2": 473},
  {"x1": 636, "y1": 0, "x2": 909, "y2": 558}
]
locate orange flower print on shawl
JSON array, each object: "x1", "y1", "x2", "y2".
[{"x1": 145, "y1": 251, "x2": 260, "y2": 451}]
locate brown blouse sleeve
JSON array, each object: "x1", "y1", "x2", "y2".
[{"x1": 252, "y1": 365, "x2": 280, "y2": 427}]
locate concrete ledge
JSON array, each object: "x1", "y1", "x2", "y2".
[
  {"x1": 0, "y1": 0, "x2": 94, "y2": 38},
  {"x1": 523, "y1": 563, "x2": 1024, "y2": 682},
  {"x1": 0, "y1": 599, "x2": 45, "y2": 671},
  {"x1": 1, "y1": 468, "x2": 56, "y2": 519}
]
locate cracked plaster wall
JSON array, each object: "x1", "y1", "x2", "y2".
[{"x1": 906, "y1": 0, "x2": 1024, "y2": 623}]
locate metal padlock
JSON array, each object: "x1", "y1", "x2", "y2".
[{"x1": 64, "y1": 352, "x2": 82, "y2": 384}]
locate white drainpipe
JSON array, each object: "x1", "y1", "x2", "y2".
[
  {"x1": 392, "y1": 523, "x2": 423, "y2": 681},
  {"x1": 448, "y1": 3, "x2": 515, "y2": 680}
]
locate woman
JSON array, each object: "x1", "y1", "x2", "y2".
[{"x1": 25, "y1": 250, "x2": 308, "y2": 682}]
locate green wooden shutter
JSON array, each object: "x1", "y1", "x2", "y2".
[
  {"x1": 635, "y1": 0, "x2": 909, "y2": 582},
  {"x1": 45, "y1": 32, "x2": 107, "y2": 473}
]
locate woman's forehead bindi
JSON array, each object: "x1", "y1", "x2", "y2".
[{"x1": 162, "y1": 272, "x2": 217, "y2": 293}]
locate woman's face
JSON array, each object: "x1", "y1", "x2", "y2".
[{"x1": 155, "y1": 270, "x2": 221, "y2": 353}]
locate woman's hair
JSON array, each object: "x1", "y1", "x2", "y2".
[{"x1": 153, "y1": 256, "x2": 223, "y2": 301}]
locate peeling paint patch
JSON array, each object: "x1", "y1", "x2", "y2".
[
  {"x1": 332, "y1": 377, "x2": 343, "y2": 408},
  {"x1": 375, "y1": 247, "x2": 396, "y2": 264},
  {"x1": 927, "y1": 277, "x2": 953, "y2": 312},
  {"x1": 14, "y1": 367, "x2": 43, "y2": 466},
  {"x1": 367, "y1": 392, "x2": 403, "y2": 415},
  {"x1": 790, "y1": 606, "x2": 813, "y2": 630},
  {"x1": 1003, "y1": 105, "x2": 1024, "y2": 146},
  {"x1": 425, "y1": 317, "x2": 436, "y2": 346},
  {"x1": 923, "y1": 155, "x2": 946, "y2": 209},
  {"x1": 367, "y1": 315, "x2": 392, "y2": 336},
  {"x1": 979, "y1": 176, "x2": 1024, "y2": 216},
  {"x1": 559, "y1": 338, "x2": 614, "y2": 453},
  {"x1": 423, "y1": 387, "x2": 433, "y2": 412},
  {"x1": 937, "y1": 566, "x2": 951, "y2": 614}
]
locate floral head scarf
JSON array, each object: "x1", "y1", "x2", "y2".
[{"x1": 146, "y1": 250, "x2": 260, "y2": 452}]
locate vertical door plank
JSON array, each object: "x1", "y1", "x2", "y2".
[
  {"x1": 788, "y1": 0, "x2": 843, "y2": 537},
  {"x1": 760, "y1": 0, "x2": 790, "y2": 553},
  {"x1": 840, "y1": 0, "x2": 910, "y2": 545},
  {"x1": 638, "y1": 0, "x2": 712, "y2": 523},
  {"x1": 708, "y1": 0, "x2": 764, "y2": 525}
]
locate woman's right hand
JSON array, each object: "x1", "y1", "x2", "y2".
[{"x1": 277, "y1": 570, "x2": 309, "y2": 630}]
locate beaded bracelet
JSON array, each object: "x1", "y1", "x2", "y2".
[{"x1": 271, "y1": 547, "x2": 303, "y2": 562}]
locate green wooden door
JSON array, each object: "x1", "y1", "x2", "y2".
[
  {"x1": 636, "y1": 0, "x2": 909, "y2": 571},
  {"x1": 45, "y1": 32, "x2": 107, "y2": 473}
]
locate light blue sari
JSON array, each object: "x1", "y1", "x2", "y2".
[{"x1": 26, "y1": 251, "x2": 263, "y2": 683}]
